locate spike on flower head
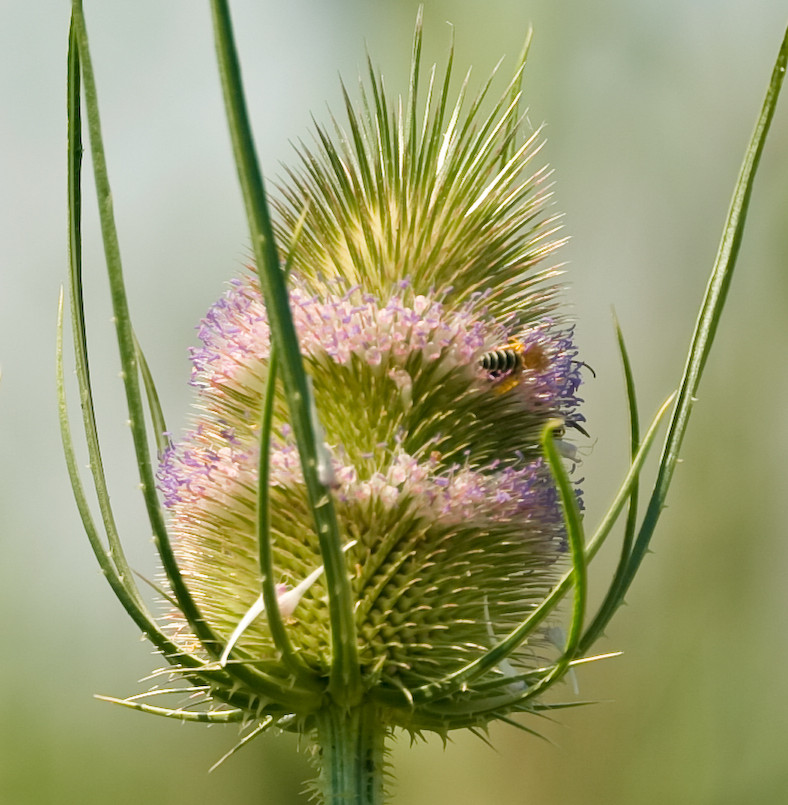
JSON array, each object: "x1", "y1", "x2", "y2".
[{"x1": 153, "y1": 30, "x2": 586, "y2": 735}]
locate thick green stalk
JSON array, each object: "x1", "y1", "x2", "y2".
[{"x1": 314, "y1": 706, "x2": 386, "y2": 805}]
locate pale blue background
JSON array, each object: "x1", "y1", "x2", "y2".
[{"x1": 2, "y1": 2, "x2": 787, "y2": 803}]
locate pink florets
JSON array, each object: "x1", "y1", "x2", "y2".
[
  {"x1": 189, "y1": 275, "x2": 493, "y2": 395},
  {"x1": 159, "y1": 432, "x2": 562, "y2": 541},
  {"x1": 159, "y1": 271, "x2": 582, "y2": 557}
]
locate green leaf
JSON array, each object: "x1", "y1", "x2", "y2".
[
  {"x1": 133, "y1": 331, "x2": 169, "y2": 456},
  {"x1": 513, "y1": 419, "x2": 588, "y2": 704},
  {"x1": 69, "y1": 0, "x2": 215, "y2": 657},
  {"x1": 597, "y1": 22, "x2": 788, "y2": 638},
  {"x1": 68, "y1": 0, "x2": 321, "y2": 709},
  {"x1": 578, "y1": 315, "x2": 640, "y2": 654}
]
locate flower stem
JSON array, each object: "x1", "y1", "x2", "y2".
[{"x1": 315, "y1": 705, "x2": 386, "y2": 805}]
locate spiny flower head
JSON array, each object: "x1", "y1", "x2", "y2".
[{"x1": 154, "y1": 34, "x2": 586, "y2": 735}]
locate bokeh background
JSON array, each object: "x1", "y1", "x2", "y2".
[{"x1": 2, "y1": 1, "x2": 787, "y2": 803}]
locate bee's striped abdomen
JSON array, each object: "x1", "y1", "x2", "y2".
[{"x1": 479, "y1": 347, "x2": 522, "y2": 378}]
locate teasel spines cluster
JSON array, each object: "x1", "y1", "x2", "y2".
[{"x1": 274, "y1": 33, "x2": 565, "y2": 327}]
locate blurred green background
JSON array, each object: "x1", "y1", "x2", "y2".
[{"x1": 2, "y1": 1, "x2": 787, "y2": 803}]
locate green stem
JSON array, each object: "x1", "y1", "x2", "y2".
[
  {"x1": 315, "y1": 706, "x2": 386, "y2": 805},
  {"x1": 209, "y1": 0, "x2": 360, "y2": 703}
]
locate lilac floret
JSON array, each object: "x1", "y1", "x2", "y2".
[
  {"x1": 188, "y1": 276, "x2": 496, "y2": 394},
  {"x1": 159, "y1": 275, "x2": 584, "y2": 555}
]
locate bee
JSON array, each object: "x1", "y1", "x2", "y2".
[
  {"x1": 479, "y1": 342, "x2": 591, "y2": 440},
  {"x1": 479, "y1": 340, "x2": 548, "y2": 393}
]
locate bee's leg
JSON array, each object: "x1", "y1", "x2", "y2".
[{"x1": 492, "y1": 374, "x2": 521, "y2": 395}]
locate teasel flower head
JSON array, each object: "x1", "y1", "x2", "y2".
[
  {"x1": 65, "y1": 3, "x2": 788, "y2": 798},
  {"x1": 159, "y1": 282, "x2": 584, "y2": 678},
  {"x1": 151, "y1": 28, "x2": 587, "y2": 736},
  {"x1": 66, "y1": 6, "x2": 595, "y2": 789}
]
